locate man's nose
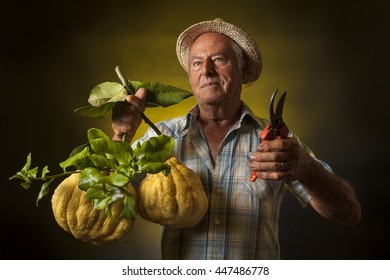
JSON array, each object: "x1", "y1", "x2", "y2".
[{"x1": 200, "y1": 59, "x2": 215, "y2": 76}]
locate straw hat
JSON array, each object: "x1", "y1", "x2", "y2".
[{"x1": 176, "y1": 18, "x2": 262, "y2": 84}]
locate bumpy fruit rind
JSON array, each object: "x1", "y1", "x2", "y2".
[
  {"x1": 51, "y1": 173, "x2": 135, "y2": 246},
  {"x1": 137, "y1": 157, "x2": 208, "y2": 228}
]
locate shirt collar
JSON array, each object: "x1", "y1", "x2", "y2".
[{"x1": 180, "y1": 101, "x2": 267, "y2": 134}]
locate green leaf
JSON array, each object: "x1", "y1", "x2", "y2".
[
  {"x1": 88, "y1": 82, "x2": 127, "y2": 106},
  {"x1": 134, "y1": 81, "x2": 193, "y2": 107},
  {"x1": 20, "y1": 180, "x2": 32, "y2": 189},
  {"x1": 134, "y1": 134, "x2": 174, "y2": 162},
  {"x1": 84, "y1": 188, "x2": 106, "y2": 200},
  {"x1": 137, "y1": 161, "x2": 170, "y2": 174},
  {"x1": 116, "y1": 164, "x2": 135, "y2": 178},
  {"x1": 41, "y1": 166, "x2": 50, "y2": 179},
  {"x1": 36, "y1": 179, "x2": 54, "y2": 206},
  {"x1": 128, "y1": 80, "x2": 142, "y2": 93},
  {"x1": 9, "y1": 172, "x2": 25, "y2": 182},
  {"x1": 100, "y1": 172, "x2": 130, "y2": 188},
  {"x1": 74, "y1": 82, "x2": 126, "y2": 118},
  {"x1": 78, "y1": 167, "x2": 103, "y2": 191},
  {"x1": 87, "y1": 127, "x2": 110, "y2": 142},
  {"x1": 91, "y1": 139, "x2": 133, "y2": 166},
  {"x1": 59, "y1": 146, "x2": 90, "y2": 171},
  {"x1": 74, "y1": 79, "x2": 192, "y2": 118},
  {"x1": 22, "y1": 153, "x2": 32, "y2": 173},
  {"x1": 88, "y1": 129, "x2": 133, "y2": 165},
  {"x1": 134, "y1": 134, "x2": 173, "y2": 174},
  {"x1": 122, "y1": 194, "x2": 137, "y2": 220},
  {"x1": 88, "y1": 154, "x2": 117, "y2": 169},
  {"x1": 74, "y1": 103, "x2": 115, "y2": 118},
  {"x1": 110, "y1": 191, "x2": 125, "y2": 202},
  {"x1": 94, "y1": 192, "x2": 124, "y2": 214},
  {"x1": 27, "y1": 166, "x2": 39, "y2": 179},
  {"x1": 9, "y1": 170, "x2": 30, "y2": 186},
  {"x1": 10, "y1": 154, "x2": 39, "y2": 186},
  {"x1": 94, "y1": 196, "x2": 111, "y2": 211},
  {"x1": 69, "y1": 143, "x2": 90, "y2": 157}
]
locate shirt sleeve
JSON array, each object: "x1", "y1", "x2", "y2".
[{"x1": 284, "y1": 131, "x2": 334, "y2": 207}]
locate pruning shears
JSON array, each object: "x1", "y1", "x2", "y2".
[{"x1": 250, "y1": 89, "x2": 289, "y2": 182}]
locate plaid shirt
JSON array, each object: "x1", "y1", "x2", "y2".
[{"x1": 134, "y1": 102, "x2": 327, "y2": 260}]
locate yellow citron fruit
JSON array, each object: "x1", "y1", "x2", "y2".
[
  {"x1": 51, "y1": 173, "x2": 136, "y2": 246},
  {"x1": 137, "y1": 157, "x2": 208, "y2": 228}
]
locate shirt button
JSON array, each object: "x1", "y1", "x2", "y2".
[
  {"x1": 215, "y1": 218, "x2": 221, "y2": 225},
  {"x1": 216, "y1": 188, "x2": 222, "y2": 194}
]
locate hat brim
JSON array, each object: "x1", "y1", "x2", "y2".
[{"x1": 176, "y1": 18, "x2": 262, "y2": 84}]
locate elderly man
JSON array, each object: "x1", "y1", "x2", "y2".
[{"x1": 111, "y1": 19, "x2": 361, "y2": 260}]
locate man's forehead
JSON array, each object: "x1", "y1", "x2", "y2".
[
  {"x1": 190, "y1": 32, "x2": 234, "y2": 53},
  {"x1": 192, "y1": 32, "x2": 232, "y2": 45},
  {"x1": 189, "y1": 51, "x2": 228, "y2": 61}
]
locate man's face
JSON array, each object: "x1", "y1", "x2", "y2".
[{"x1": 188, "y1": 33, "x2": 243, "y2": 107}]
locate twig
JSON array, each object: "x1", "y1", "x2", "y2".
[{"x1": 115, "y1": 66, "x2": 162, "y2": 141}]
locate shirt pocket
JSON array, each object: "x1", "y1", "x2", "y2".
[{"x1": 244, "y1": 177, "x2": 272, "y2": 199}]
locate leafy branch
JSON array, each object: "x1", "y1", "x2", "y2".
[
  {"x1": 115, "y1": 66, "x2": 162, "y2": 137},
  {"x1": 9, "y1": 128, "x2": 174, "y2": 220},
  {"x1": 74, "y1": 65, "x2": 193, "y2": 134},
  {"x1": 10, "y1": 66, "x2": 190, "y2": 221}
]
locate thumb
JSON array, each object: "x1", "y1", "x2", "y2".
[{"x1": 135, "y1": 87, "x2": 148, "y2": 102}]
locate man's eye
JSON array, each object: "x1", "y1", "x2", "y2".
[
  {"x1": 193, "y1": 61, "x2": 201, "y2": 67},
  {"x1": 213, "y1": 57, "x2": 226, "y2": 64}
]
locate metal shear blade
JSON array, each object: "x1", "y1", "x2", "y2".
[{"x1": 269, "y1": 89, "x2": 287, "y2": 130}]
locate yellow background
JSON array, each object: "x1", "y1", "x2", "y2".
[{"x1": 1, "y1": 0, "x2": 389, "y2": 259}]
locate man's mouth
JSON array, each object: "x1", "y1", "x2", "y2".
[{"x1": 201, "y1": 80, "x2": 220, "y2": 88}]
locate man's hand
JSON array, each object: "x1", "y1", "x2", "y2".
[
  {"x1": 111, "y1": 88, "x2": 147, "y2": 142},
  {"x1": 249, "y1": 136, "x2": 312, "y2": 181}
]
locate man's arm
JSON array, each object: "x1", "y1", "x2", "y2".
[
  {"x1": 249, "y1": 137, "x2": 361, "y2": 227},
  {"x1": 295, "y1": 153, "x2": 361, "y2": 226}
]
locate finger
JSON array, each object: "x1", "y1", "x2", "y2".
[
  {"x1": 253, "y1": 171, "x2": 290, "y2": 181},
  {"x1": 112, "y1": 126, "x2": 137, "y2": 143},
  {"x1": 112, "y1": 123, "x2": 129, "y2": 142},
  {"x1": 112, "y1": 115, "x2": 142, "y2": 133},
  {"x1": 111, "y1": 132, "x2": 122, "y2": 141},
  {"x1": 249, "y1": 160, "x2": 286, "y2": 172},
  {"x1": 251, "y1": 150, "x2": 289, "y2": 163},
  {"x1": 113, "y1": 104, "x2": 143, "y2": 122},
  {"x1": 112, "y1": 115, "x2": 142, "y2": 142},
  {"x1": 124, "y1": 88, "x2": 147, "y2": 112},
  {"x1": 258, "y1": 138, "x2": 292, "y2": 152}
]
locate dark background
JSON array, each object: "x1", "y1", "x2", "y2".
[{"x1": 1, "y1": 0, "x2": 389, "y2": 260}]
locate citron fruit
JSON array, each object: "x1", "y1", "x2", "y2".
[
  {"x1": 137, "y1": 157, "x2": 208, "y2": 228},
  {"x1": 51, "y1": 173, "x2": 135, "y2": 246}
]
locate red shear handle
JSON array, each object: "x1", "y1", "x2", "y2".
[
  {"x1": 250, "y1": 123, "x2": 289, "y2": 182},
  {"x1": 259, "y1": 123, "x2": 289, "y2": 140}
]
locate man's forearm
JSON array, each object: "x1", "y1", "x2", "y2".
[{"x1": 299, "y1": 158, "x2": 361, "y2": 226}]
